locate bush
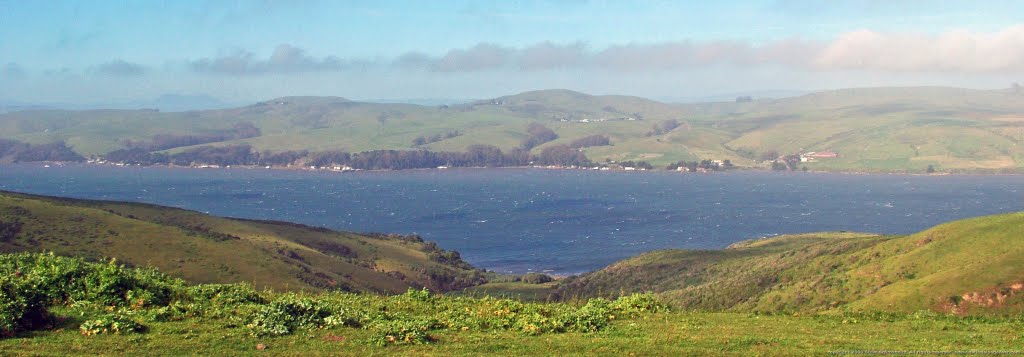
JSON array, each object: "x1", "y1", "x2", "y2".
[
  {"x1": 0, "y1": 252, "x2": 186, "y2": 335},
  {"x1": 520, "y1": 273, "x2": 553, "y2": 284},
  {"x1": 187, "y1": 283, "x2": 264, "y2": 306},
  {"x1": 0, "y1": 253, "x2": 184, "y2": 307},
  {"x1": 367, "y1": 318, "x2": 438, "y2": 346},
  {"x1": 0, "y1": 274, "x2": 52, "y2": 336},
  {"x1": 610, "y1": 292, "x2": 668, "y2": 317},
  {"x1": 570, "y1": 298, "x2": 613, "y2": 333},
  {"x1": 401, "y1": 287, "x2": 433, "y2": 302},
  {"x1": 0, "y1": 252, "x2": 670, "y2": 343},
  {"x1": 247, "y1": 293, "x2": 363, "y2": 336},
  {"x1": 79, "y1": 309, "x2": 144, "y2": 335}
]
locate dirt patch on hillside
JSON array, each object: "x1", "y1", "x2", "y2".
[{"x1": 940, "y1": 281, "x2": 1024, "y2": 315}]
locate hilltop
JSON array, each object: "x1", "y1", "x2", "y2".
[
  {"x1": 0, "y1": 190, "x2": 485, "y2": 293},
  {"x1": 1, "y1": 86, "x2": 1023, "y2": 172}
]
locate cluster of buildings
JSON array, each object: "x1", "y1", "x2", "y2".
[{"x1": 306, "y1": 165, "x2": 359, "y2": 172}]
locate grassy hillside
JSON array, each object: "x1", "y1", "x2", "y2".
[
  {"x1": 0, "y1": 191, "x2": 485, "y2": 293},
  {"x1": 555, "y1": 212, "x2": 1024, "y2": 315},
  {"x1": 2, "y1": 194, "x2": 1024, "y2": 354},
  {"x1": 2, "y1": 87, "x2": 1023, "y2": 171},
  {"x1": 1, "y1": 252, "x2": 1020, "y2": 356}
]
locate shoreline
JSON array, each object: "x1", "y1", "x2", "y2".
[{"x1": 14, "y1": 160, "x2": 1024, "y2": 176}]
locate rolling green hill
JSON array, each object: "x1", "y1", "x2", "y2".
[
  {"x1": 553, "y1": 212, "x2": 1024, "y2": 315},
  {"x1": 2, "y1": 86, "x2": 1023, "y2": 171},
  {"x1": 3, "y1": 209, "x2": 1024, "y2": 355},
  {"x1": 0, "y1": 191, "x2": 485, "y2": 293}
]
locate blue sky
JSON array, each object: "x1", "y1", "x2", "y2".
[{"x1": 3, "y1": 0, "x2": 1024, "y2": 106}]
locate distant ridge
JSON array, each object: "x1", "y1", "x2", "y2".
[{"x1": 1, "y1": 86, "x2": 1022, "y2": 172}]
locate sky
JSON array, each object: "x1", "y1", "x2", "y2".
[{"x1": 2, "y1": 0, "x2": 1024, "y2": 107}]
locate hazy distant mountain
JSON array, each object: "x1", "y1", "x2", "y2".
[
  {"x1": 0, "y1": 94, "x2": 236, "y2": 113},
  {"x1": 0, "y1": 101, "x2": 54, "y2": 114},
  {"x1": 148, "y1": 94, "x2": 234, "y2": 112},
  {"x1": 657, "y1": 90, "x2": 810, "y2": 103},
  {"x1": 363, "y1": 97, "x2": 477, "y2": 106}
]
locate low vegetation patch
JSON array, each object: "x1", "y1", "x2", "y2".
[{"x1": 0, "y1": 252, "x2": 665, "y2": 346}]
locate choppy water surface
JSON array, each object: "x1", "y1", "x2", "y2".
[{"x1": 2, "y1": 164, "x2": 1022, "y2": 274}]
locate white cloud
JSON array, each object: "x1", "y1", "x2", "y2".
[
  {"x1": 189, "y1": 25, "x2": 1024, "y2": 75},
  {"x1": 190, "y1": 44, "x2": 345, "y2": 75},
  {"x1": 815, "y1": 26, "x2": 1024, "y2": 72}
]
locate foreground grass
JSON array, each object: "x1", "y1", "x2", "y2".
[{"x1": 3, "y1": 310, "x2": 1022, "y2": 356}]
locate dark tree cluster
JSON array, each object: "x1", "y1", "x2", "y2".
[
  {"x1": 365, "y1": 232, "x2": 425, "y2": 244},
  {"x1": 568, "y1": 134, "x2": 611, "y2": 148},
  {"x1": 104, "y1": 145, "x2": 256, "y2": 166},
  {"x1": 341, "y1": 145, "x2": 536, "y2": 169},
  {"x1": 168, "y1": 145, "x2": 257, "y2": 166},
  {"x1": 123, "y1": 122, "x2": 262, "y2": 151},
  {"x1": 102, "y1": 148, "x2": 168, "y2": 165},
  {"x1": 102, "y1": 145, "x2": 525, "y2": 169},
  {"x1": 102, "y1": 141, "x2": 595, "y2": 170},
  {"x1": 645, "y1": 119, "x2": 681, "y2": 136},
  {"x1": 420, "y1": 266, "x2": 488, "y2": 291},
  {"x1": 305, "y1": 151, "x2": 351, "y2": 167},
  {"x1": 520, "y1": 122, "x2": 559, "y2": 150},
  {"x1": 420, "y1": 241, "x2": 475, "y2": 271},
  {"x1": 534, "y1": 145, "x2": 591, "y2": 166},
  {"x1": 412, "y1": 130, "x2": 462, "y2": 146},
  {"x1": 258, "y1": 150, "x2": 310, "y2": 166},
  {"x1": 0, "y1": 139, "x2": 85, "y2": 163}
]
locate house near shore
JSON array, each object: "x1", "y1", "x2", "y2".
[{"x1": 800, "y1": 151, "x2": 838, "y2": 162}]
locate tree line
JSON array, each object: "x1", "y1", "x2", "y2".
[
  {"x1": 0, "y1": 139, "x2": 85, "y2": 163},
  {"x1": 520, "y1": 122, "x2": 559, "y2": 150},
  {"x1": 103, "y1": 143, "x2": 592, "y2": 170}
]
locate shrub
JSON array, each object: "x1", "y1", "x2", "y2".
[
  {"x1": 0, "y1": 252, "x2": 670, "y2": 343},
  {"x1": 0, "y1": 253, "x2": 184, "y2": 307},
  {"x1": 0, "y1": 274, "x2": 52, "y2": 336},
  {"x1": 79, "y1": 309, "x2": 144, "y2": 335},
  {"x1": 367, "y1": 317, "x2": 438, "y2": 346},
  {"x1": 520, "y1": 272, "x2": 553, "y2": 284},
  {"x1": 402, "y1": 287, "x2": 433, "y2": 302},
  {"x1": 188, "y1": 283, "x2": 264, "y2": 306},
  {"x1": 569, "y1": 298, "x2": 613, "y2": 333},
  {"x1": 247, "y1": 293, "x2": 362, "y2": 336},
  {"x1": 610, "y1": 292, "x2": 668, "y2": 317}
]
